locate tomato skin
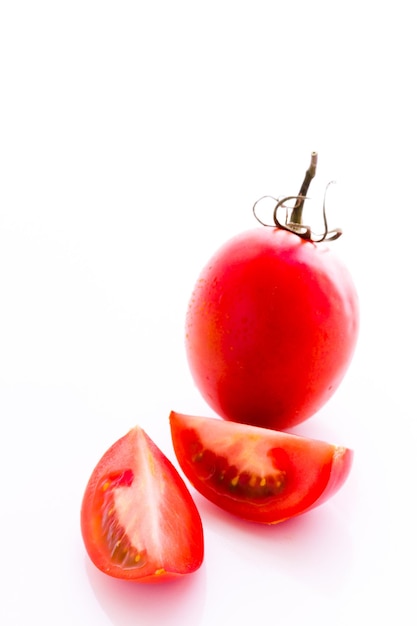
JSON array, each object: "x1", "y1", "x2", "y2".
[
  {"x1": 186, "y1": 227, "x2": 359, "y2": 430},
  {"x1": 169, "y1": 411, "x2": 353, "y2": 525},
  {"x1": 81, "y1": 426, "x2": 204, "y2": 582}
]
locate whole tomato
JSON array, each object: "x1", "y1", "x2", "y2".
[{"x1": 185, "y1": 154, "x2": 359, "y2": 430}]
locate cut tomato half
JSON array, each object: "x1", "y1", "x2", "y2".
[
  {"x1": 169, "y1": 411, "x2": 353, "y2": 524},
  {"x1": 81, "y1": 426, "x2": 204, "y2": 582}
]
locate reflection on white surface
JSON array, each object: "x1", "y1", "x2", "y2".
[{"x1": 86, "y1": 556, "x2": 207, "y2": 626}]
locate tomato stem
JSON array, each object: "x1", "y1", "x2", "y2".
[
  {"x1": 289, "y1": 152, "x2": 318, "y2": 225},
  {"x1": 253, "y1": 152, "x2": 342, "y2": 242}
]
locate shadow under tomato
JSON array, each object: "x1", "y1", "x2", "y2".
[
  {"x1": 85, "y1": 556, "x2": 207, "y2": 626},
  {"x1": 196, "y1": 492, "x2": 354, "y2": 597}
]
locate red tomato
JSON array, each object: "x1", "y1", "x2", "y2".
[
  {"x1": 81, "y1": 426, "x2": 204, "y2": 582},
  {"x1": 186, "y1": 226, "x2": 359, "y2": 430},
  {"x1": 170, "y1": 411, "x2": 353, "y2": 524}
]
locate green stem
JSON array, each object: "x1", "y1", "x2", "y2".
[{"x1": 289, "y1": 152, "x2": 318, "y2": 225}]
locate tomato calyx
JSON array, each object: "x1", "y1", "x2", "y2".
[{"x1": 253, "y1": 152, "x2": 342, "y2": 243}]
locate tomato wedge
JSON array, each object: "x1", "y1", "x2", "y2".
[
  {"x1": 169, "y1": 411, "x2": 353, "y2": 524},
  {"x1": 81, "y1": 426, "x2": 204, "y2": 582}
]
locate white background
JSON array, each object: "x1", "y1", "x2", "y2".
[{"x1": 1, "y1": 2, "x2": 416, "y2": 624}]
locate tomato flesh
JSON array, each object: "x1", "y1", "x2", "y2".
[
  {"x1": 81, "y1": 426, "x2": 204, "y2": 582},
  {"x1": 169, "y1": 411, "x2": 353, "y2": 524},
  {"x1": 185, "y1": 227, "x2": 359, "y2": 430}
]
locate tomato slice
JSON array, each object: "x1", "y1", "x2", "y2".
[
  {"x1": 81, "y1": 426, "x2": 204, "y2": 582},
  {"x1": 169, "y1": 411, "x2": 353, "y2": 524}
]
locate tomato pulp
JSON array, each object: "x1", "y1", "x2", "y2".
[
  {"x1": 186, "y1": 227, "x2": 359, "y2": 430},
  {"x1": 170, "y1": 411, "x2": 353, "y2": 524},
  {"x1": 81, "y1": 426, "x2": 204, "y2": 582}
]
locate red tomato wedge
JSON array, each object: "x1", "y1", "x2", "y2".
[
  {"x1": 81, "y1": 426, "x2": 204, "y2": 582},
  {"x1": 169, "y1": 411, "x2": 353, "y2": 524}
]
